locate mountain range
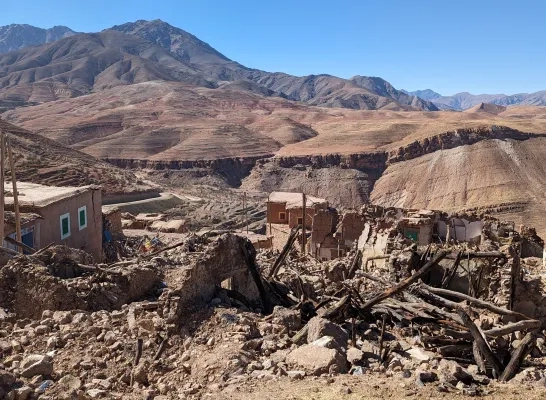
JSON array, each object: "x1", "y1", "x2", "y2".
[
  {"x1": 404, "y1": 88, "x2": 546, "y2": 111},
  {"x1": 0, "y1": 20, "x2": 438, "y2": 111}
]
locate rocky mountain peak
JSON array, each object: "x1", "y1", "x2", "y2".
[
  {"x1": 0, "y1": 23, "x2": 76, "y2": 53},
  {"x1": 109, "y1": 19, "x2": 232, "y2": 64}
]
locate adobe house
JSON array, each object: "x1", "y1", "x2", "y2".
[
  {"x1": 267, "y1": 192, "x2": 328, "y2": 228},
  {"x1": 3, "y1": 182, "x2": 103, "y2": 260}
]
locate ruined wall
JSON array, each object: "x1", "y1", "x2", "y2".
[
  {"x1": 310, "y1": 209, "x2": 338, "y2": 259},
  {"x1": 339, "y1": 211, "x2": 366, "y2": 246},
  {"x1": 103, "y1": 208, "x2": 123, "y2": 234},
  {"x1": 162, "y1": 234, "x2": 261, "y2": 320},
  {"x1": 436, "y1": 219, "x2": 484, "y2": 243},
  {"x1": 0, "y1": 256, "x2": 160, "y2": 319}
]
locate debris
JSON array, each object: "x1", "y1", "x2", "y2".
[{"x1": 0, "y1": 207, "x2": 544, "y2": 397}]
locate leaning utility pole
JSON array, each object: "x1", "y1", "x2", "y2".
[
  {"x1": 7, "y1": 136, "x2": 21, "y2": 252},
  {"x1": 301, "y1": 192, "x2": 307, "y2": 253}
]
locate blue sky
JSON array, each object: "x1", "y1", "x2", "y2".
[{"x1": 1, "y1": 0, "x2": 544, "y2": 96}]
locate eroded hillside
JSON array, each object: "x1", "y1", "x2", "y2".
[
  {"x1": 5, "y1": 83, "x2": 546, "y2": 233},
  {"x1": 0, "y1": 119, "x2": 150, "y2": 197}
]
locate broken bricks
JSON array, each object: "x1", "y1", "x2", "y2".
[{"x1": 0, "y1": 220, "x2": 544, "y2": 399}]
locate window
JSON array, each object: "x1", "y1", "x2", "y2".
[
  {"x1": 404, "y1": 228, "x2": 419, "y2": 242},
  {"x1": 297, "y1": 217, "x2": 303, "y2": 225},
  {"x1": 78, "y1": 206, "x2": 87, "y2": 231},
  {"x1": 279, "y1": 212, "x2": 286, "y2": 220},
  {"x1": 60, "y1": 213, "x2": 70, "y2": 240}
]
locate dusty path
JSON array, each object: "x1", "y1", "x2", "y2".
[{"x1": 218, "y1": 375, "x2": 546, "y2": 399}]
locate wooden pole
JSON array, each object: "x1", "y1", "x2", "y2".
[
  {"x1": 267, "y1": 194, "x2": 271, "y2": 236},
  {"x1": 301, "y1": 192, "x2": 306, "y2": 253},
  {"x1": 0, "y1": 132, "x2": 4, "y2": 244},
  {"x1": 7, "y1": 136, "x2": 21, "y2": 252},
  {"x1": 244, "y1": 191, "x2": 248, "y2": 234},
  {"x1": 268, "y1": 225, "x2": 300, "y2": 279}
]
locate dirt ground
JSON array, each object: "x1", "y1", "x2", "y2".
[{"x1": 209, "y1": 374, "x2": 546, "y2": 399}]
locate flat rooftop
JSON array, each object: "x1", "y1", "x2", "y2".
[
  {"x1": 269, "y1": 191, "x2": 328, "y2": 210},
  {"x1": 4, "y1": 182, "x2": 96, "y2": 208}
]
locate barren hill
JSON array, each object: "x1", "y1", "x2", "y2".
[
  {"x1": 370, "y1": 137, "x2": 546, "y2": 237},
  {"x1": 0, "y1": 119, "x2": 148, "y2": 197},
  {"x1": 465, "y1": 102, "x2": 507, "y2": 115}
]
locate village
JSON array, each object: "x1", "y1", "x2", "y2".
[{"x1": 0, "y1": 133, "x2": 546, "y2": 399}]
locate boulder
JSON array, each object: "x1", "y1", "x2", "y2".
[
  {"x1": 15, "y1": 386, "x2": 32, "y2": 399},
  {"x1": 307, "y1": 317, "x2": 348, "y2": 349},
  {"x1": 437, "y1": 359, "x2": 473, "y2": 385},
  {"x1": 20, "y1": 354, "x2": 53, "y2": 378},
  {"x1": 57, "y1": 374, "x2": 82, "y2": 392},
  {"x1": 132, "y1": 361, "x2": 149, "y2": 384},
  {"x1": 287, "y1": 344, "x2": 347, "y2": 375},
  {"x1": 347, "y1": 347, "x2": 364, "y2": 365},
  {"x1": 271, "y1": 307, "x2": 301, "y2": 331},
  {"x1": 415, "y1": 370, "x2": 438, "y2": 385},
  {"x1": 0, "y1": 369, "x2": 16, "y2": 389},
  {"x1": 310, "y1": 336, "x2": 338, "y2": 349},
  {"x1": 52, "y1": 311, "x2": 72, "y2": 325}
]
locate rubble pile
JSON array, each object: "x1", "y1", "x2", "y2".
[
  {"x1": 0, "y1": 217, "x2": 546, "y2": 398},
  {"x1": 0, "y1": 246, "x2": 161, "y2": 319}
]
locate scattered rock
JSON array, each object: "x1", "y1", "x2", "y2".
[
  {"x1": 307, "y1": 317, "x2": 348, "y2": 349},
  {"x1": 346, "y1": 347, "x2": 364, "y2": 364},
  {"x1": 20, "y1": 354, "x2": 53, "y2": 378},
  {"x1": 287, "y1": 344, "x2": 347, "y2": 375}
]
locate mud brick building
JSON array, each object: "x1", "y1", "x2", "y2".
[
  {"x1": 3, "y1": 182, "x2": 103, "y2": 260},
  {"x1": 267, "y1": 192, "x2": 328, "y2": 228}
]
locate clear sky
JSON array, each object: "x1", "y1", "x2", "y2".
[{"x1": 1, "y1": 0, "x2": 544, "y2": 96}]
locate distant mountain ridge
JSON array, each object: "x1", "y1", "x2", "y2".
[
  {"x1": 0, "y1": 20, "x2": 438, "y2": 111},
  {"x1": 0, "y1": 24, "x2": 76, "y2": 53},
  {"x1": 402, "y1": 89, "x2": 442, "y2": 101},
  {"x1": 405, "y1": 88, "x2": 546, "y2": 111}
]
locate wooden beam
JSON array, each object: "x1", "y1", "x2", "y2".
[
  {"x1": 508, "y1": 246, "x2": 520, "y2": 311},
  {"x1": 442, "y1": 251, "x2": 463, "y2": 289},
  {"x1": 268, "y1": 225, "x2": 300, "y2": 279},
  {"x1": 6, "y1": 136, "x2": 21, "y2": 252},
  {"x1": 3, "y1": 236, "x2": 35, "y2": 254},
  {"x1": 499, "y1": 332, "x2": 536, "y2": 382},
  {"x1": 360, "y1": 250, "x2": 448, "y2": 311},
  {"x1": 457, "y1": 307, "x2": 503, "y2": 378},
  {"x1": 301, "y1": 192, "x2": 306, "y2": 254},
  {"x1": 420, "y1": 283, "x2": 530, "y2": 320},
  {"x1": 346, "y1": 250, "x2": 362, "y2": 279},
  {"x1": 241, "y1": 242, "x2": 272, "y2": 315},
  {"x1": 445, "y1": 251, "x2": 506, "y2": 260}
]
